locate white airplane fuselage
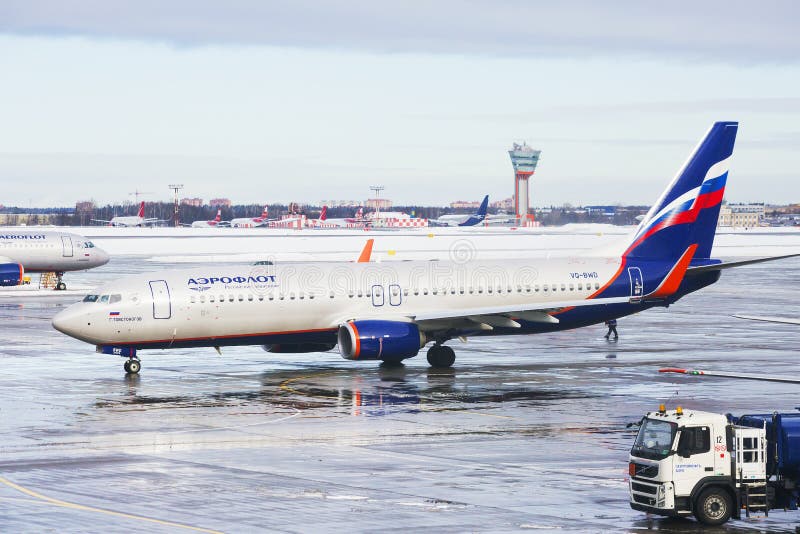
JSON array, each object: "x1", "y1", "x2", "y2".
[
  {"x1": 0, "y1": 230, "x2": 110, "y2": 273},
  {"x1": 52, "y1": 255, "x2": 666, "y2": 349}
]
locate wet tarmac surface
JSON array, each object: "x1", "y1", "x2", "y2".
[{"x1": 1, "y1": 257, "x2": 799, "y2": 532}]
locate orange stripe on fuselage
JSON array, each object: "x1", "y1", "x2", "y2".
[
  {"x1": 552, "y1": 258, "x2": 627, "y2": 316},
  {"x1": 129, "y1": 326, "x2": 337, "y2": 346},
  {"x1": 349, "y1": 322, "x2": 361, "y2": 359},
  {"x1": 647, "y1": 244, "x2": 697, "y2": 299}
]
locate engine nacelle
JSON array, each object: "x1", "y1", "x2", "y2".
[
  {"x1": 262, "y1": 343, "x2": 336, "y2": 353},
  {"x1": 0, "y1": 262, "x2": 24, "y2": 286},
  {"x1": 338, "y1": 320, "x2": 425, "y2": 362}
]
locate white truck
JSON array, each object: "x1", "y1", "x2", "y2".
[{"x1": 628, "y1": 405, "x2": 800, "y2": 525}]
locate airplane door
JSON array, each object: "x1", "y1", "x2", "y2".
[
  {"x1": 371, "y1": 285, "x2": 384, "y2": 307},
  {"x1": 388, "y1": 284, "x2": 402, "y2": 306},
  {"x1": 61, "y1": 236, "x2": 73, "y2": 257},
  {"x1": 149, "y1": 280, "x2": 172, "y2": 319},
  {"x1": 628, "y1": 267, "x2": 643, "y2": 301}
]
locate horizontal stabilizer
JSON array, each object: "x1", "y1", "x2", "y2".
[{"x1": 686, "y1": 253, "x2": 800, "y2": 275}]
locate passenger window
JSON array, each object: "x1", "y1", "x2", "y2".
[
  {"x1": 423, "y1": 289, "x2": 428, "y2": 295},
  {"x1": 595, "y1": 282, "x2": 600, "y2": 289},
  {"x1": 569, "y1": 284, "x2": 574, "y2": 291},
  {"x1": 578, "y1": 283, "x2": 583, "y2": 290},
  {"x1": 228, "y1": 295, "x2": 234, "y2": 302},
  {"x1": 209, "y1": 295, "x2": 215, "y2": 303},
  {"x1": 552, "y1": 284, "x2": 558, "y2": 292},
  {"x1": 560, "y1": 284, "x2": 566, "y2": 291},
  {"x1": 432, "y1": 288, "x2": 438, "y2": 295},
  {"x1": 329, "y1": 291, "x2": 335, "y2": 299},
  {"x1": 543, "y1": 286, "x2": 549, "y2": 292},
  {"x1": 247, "y1": 294, "x2": 254, "y2": 301},
  {"x1": 190, "y1": 296, "x2": 196, "y2": 303},
  {"x1": 200, "y1": 295, "x2": 206, "y2": 303},
  {"x1": 238, "y1": 295, "x2": 244, "y2": 302},
  {"x1": 258, "y1": 295, "x2": 264, "y2": 301},
  {"x1": 403, "y1": 289, "x2": 409, "y2": 297}
]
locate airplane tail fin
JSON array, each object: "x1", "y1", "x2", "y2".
[
  {"x1": 624, "y1": 121, "x2": 737, "y2": 261},
  {"x1": 458, "y1": 195, "x2": 490, "y2": 227},
  {"x1": 320, "y1": 206, "x2": 327, "y2": 221},
  {"x1": 261, "y1": 206, "x2": 268, "y2": 218},
  {"x1": 137, "y1": 201, "x2": 145, "y2": 218},
  {"x1": 476, "y1": 195, "x2": 489, "y2": 219},
  {"x1": 214, "y1": 209, "x2": 221, "y2": 222}
]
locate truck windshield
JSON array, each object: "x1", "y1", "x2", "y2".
[{"x1": 632, "y1": 418, "x2": 677, "y2": 460}]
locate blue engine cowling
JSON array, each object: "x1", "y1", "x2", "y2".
[
  {"x1": 338, "y1": 320, "x2": 426, "y2": 362},
  {"x1": 0, "y1": 262, "x2": 24, "y2": 286}
]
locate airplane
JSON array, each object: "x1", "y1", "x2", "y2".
[
  {"x1": 230, "y1": 206, "x2": 272, "y2": 228},
  {"x1": 0, "y1": 230, "x2": 109, "y2": 290},
  {"x1": 190, "y1": 209, "x2": 227, "y2": 228},
  {"x1": 52, "y1": 121, "x2": 800, "y2": 375},
  {"x1": 311, "y1": 207, "x2": 366, "y2": 228},
  {"x1": 92, "y1": 202, "x2": 164, "y2": 227},
  {"x1": 433, "y1": 195, "x2": 489, "y2": 226}
]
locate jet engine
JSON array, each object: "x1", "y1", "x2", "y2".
[
  {"x1": 0, "y1": 263, "x2": 24, "y2": 286},
  {"x1": 338, "y1": 320, "x2": 426, "y2": 362},
  {"x1": 262, "y1": 343, "x2": 336, "y2": 353}
]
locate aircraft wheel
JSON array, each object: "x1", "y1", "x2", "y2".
[
  {"x1": 125, "y1": 359, "x2": 141, "y2": 375},
  {"x1": 427, "y1": 345, "x2": 455, "y2": 368},
  {"x1": 56, "y1": 282, "x2": 67, "y2": 291}
]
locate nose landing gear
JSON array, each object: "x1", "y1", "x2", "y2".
[
  {"x1": 426, "y1": 344, "x2": 456, "y2": 368},
  {"x1": 123, "y1": 358, "x2": 141, "y2": 375}
]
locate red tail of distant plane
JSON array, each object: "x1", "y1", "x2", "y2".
[
  {"x1": 214, "y1": 209, "x2": 221, "y2": 222},
  {"x1": 137, "y1": 201, "x2": 145, "y2": 218},
  {"x1": 261, "y1": 206, "x2": 269, "y2": 219},
  {"x1": 320, "y1": 206, "x2": 327, "y2": 221}
]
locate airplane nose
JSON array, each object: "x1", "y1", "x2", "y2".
[
  {"x1": 95, "y1": 248, "x2": 110, "y2": 266},
  {"x1": 52, "y1": 306, "x2": 85, "y2": 339}
]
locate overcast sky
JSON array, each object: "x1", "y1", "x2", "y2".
[{"x1": 0, "y1": 1, "x2": 798, "y2": 208}]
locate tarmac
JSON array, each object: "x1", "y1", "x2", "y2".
[{"x1": 1, "y1": 255, "x2": 799, "y2": 532}]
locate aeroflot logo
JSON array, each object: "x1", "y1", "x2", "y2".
[
  {"x1": 0, "y1": 234, "x2": 46, "y2": 240},
  {"x1": 188, "y1": 275, "x2": 278, "y2": 292}
]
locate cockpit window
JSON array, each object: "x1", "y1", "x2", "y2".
[
  {"x1": 109, "y1": 294, "x2": 122, "y2": 304},
  {"x1": 99, "y1": 295, "x2": 110, "y2": 304},
  {"x1": 83, "y1": 294, "x2": 99, "y2": 302},
  {"x1": 84, "y1": 241, "x2": 96, "y2": 248}
]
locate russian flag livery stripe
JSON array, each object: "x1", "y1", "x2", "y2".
[{"x1": 624, "y1": 122, "x2": 737, "y2": 261}]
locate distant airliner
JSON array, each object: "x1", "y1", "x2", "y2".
[
  {"x1": 1, "y1": 231, "x2": 109, "y2": 289},
  {"x1": 231, "y1": 206, "x2": 272, "y2": 228},
  {"x1": 434, "y1": 195, "x2": 489, "y2": 226},
  {"x1": 92, "y1": 202, "x2": 164, "y2": 227},
  {"x1": 191, "y1": 209, "x2": 227, "y2": 228},
  {"x1": 53, "y1": 122, "x2": 798, "y2": 375}
]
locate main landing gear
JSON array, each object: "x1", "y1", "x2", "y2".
[
  {"x1": 426, "y1": 344, "x2": 456, "y2": 368},
  {"x1": 123, "y1": 358, "x2": 141, "y2": 375},
  {"x1": 54, "y1": 271, "x2": 66, "y2": 291}
]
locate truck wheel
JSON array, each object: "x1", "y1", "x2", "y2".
[{"x1": 694, "y1": 488, "x2": 732, "y2": 526}]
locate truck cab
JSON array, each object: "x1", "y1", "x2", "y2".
[{"x1": 629, "y1": 406, "x2": 767, "y2": 526}]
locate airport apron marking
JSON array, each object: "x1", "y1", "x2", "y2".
[{"x1": 0, "y1": 475, "x2": 223, "y2": 534}]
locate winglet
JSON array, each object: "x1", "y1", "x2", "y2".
[{"x1": 357, "y1": 239, "x2": 374, "y2": 263}]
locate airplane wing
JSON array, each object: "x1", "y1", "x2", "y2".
[
  {"x1": 330, "y1": 295, "x2": 631, "y2": 332},
  {"x1": 90, "y1": 218, "x2": 112, "y2": 224},
  {"x1": 686, "y1": 253, "x2": 800, "y2": 275},
  {"x1": 659, "y1": 367, "x2": 800, "y2": 384},
  {"x1": 733, "y1": 314, "x2": 800, "y2": 325}
]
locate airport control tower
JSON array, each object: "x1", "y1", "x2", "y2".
[{"x1": 508, "y1": 143, "x2": 541, "y2": 226}]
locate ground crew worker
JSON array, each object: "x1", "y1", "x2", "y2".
[{"x1": 604, "y1": 318, "x2": 618, "y2": 340}]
